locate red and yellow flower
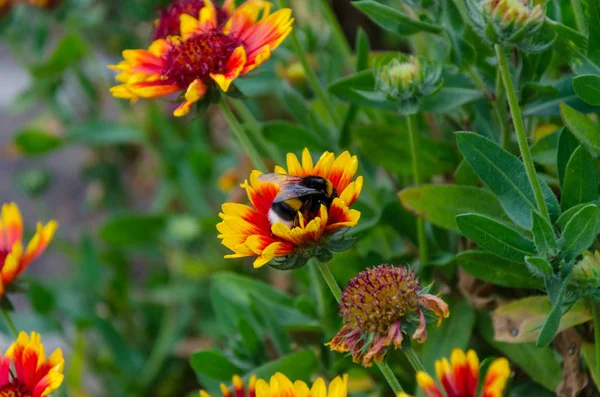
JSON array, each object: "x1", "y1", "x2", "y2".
[
  {"x1": 0, "y1": 331, "x2": 64, "y2": 397},
  {"x1": 255, "y1": 372, "x2": 348, "y2": 397},
  {"x1": 217, "y1": 148, "x2": 362, "y2": 268},
  {"x1": 398, "y1": 348, "x2": 510, "y2": 397},
  {"x1": 153, "y1": 0, "x2": 234, "y2": 40},
  {"x1": 0, "y1": 203, "x2": 57, "y2": 298},
  {"x1": 200, "y1": 375, "x2": 256, "y2": 397},
  {"x1": 109, "y1": 0, "x2": 294, "y2": 116},
  {"x1": 327, "y1": 265, "x2": 449, "y2": 367}
]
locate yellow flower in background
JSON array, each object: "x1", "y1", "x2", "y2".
[
  {"x1": 109, "y1": 0, "x2": 294, "y2": 116},
  {"x1": 398, "y1": 348, "x2": 510, "y2": 397},
  {"x1": 255, "y1": 372, "x2": 348, "y2": 397},
  {"x1": 200, "y1": 375, "x2": 256, "y2": 397},
  {"x1": 0, "y1": 203, "x2": 57, "y2": 298},
  {"x1": 217, "y1": 148, "x2": 362, "y2": 269},
  {"x1": 0, "y1": 331, "x2": 64, "y2": 397}
]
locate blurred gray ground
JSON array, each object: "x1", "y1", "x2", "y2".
[{"x1": 0, "y1": 42, "x2": 86, "y2": 316}]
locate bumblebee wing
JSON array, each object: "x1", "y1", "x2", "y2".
[
  {"x1": 258, "y1": 173, "x2": 303, "y2": 186},
  {"x1": 273, "y1": 185, "x2": 320, "y2": 203}
]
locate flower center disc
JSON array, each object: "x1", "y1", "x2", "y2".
[
  {"x1": 0, "y1": 383, "x2": 30, "y2": 397},
  {"x1": 162, "y1": 30, "x2": 243, "y2": 87},
  {"x1": 154, "y1": 0, "x2": 229, "y2": 39}
]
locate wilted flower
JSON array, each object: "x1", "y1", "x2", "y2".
[
  {"x1": 398, "y1": 348, "x2": 510, "y2": 397},
  {"x1": 327, "y1": 265, "x2": 449, "y2": 367},
  {"x1": 0, "y1": 331, "x2": 64, "y2": 397},
  {"x1": 255, "y1": 372, "x2": 348, "y2": 397},
  {"x1": 200, "y1": 374, "x2": 256, "y2": 397},
  {"x1": 217, "y1": 148, "x2": 362, "y2": 269},
  {"x1": 153, "y1": 0, "x2": 233, "y2": 40},
  {"x1": 0, "y1": 202, "x2": 57, "y2": 298},
  {"x1": 466, "y1": 0, "x2": 548, "y2": 50},
  {"x1": 109, "y1": 0, "x2": 294, "y2": 116},
  {"x1": 373, "y1": 55, "x2": 442, "y2": 115}
]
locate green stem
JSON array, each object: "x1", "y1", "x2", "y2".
[
  {"x1": 276, "y1": 0, "x2": 340, "y2": 128},
  {"x1": 314, "y1": 261, "x2": 405, "y2": 394},
  {"x1": 495, "y1": 67, "x2": 509, "y2": 149},
  {"x1": 495, "y1": 45, "x2": 550, "y2": 221},
  {"x1": 228, "y1": 98, "x2": 284, "y2": 164},
  {"x1": 404, "y1": 348, "x2": 426, "y2": 373},
  {"x1": 407, "y1": 113, "x2": 428, "y2": 266},
  {"x1": 220, "y1": 100, "x2": 266, "y2": 173},
  {"x1": 591, "y1": 298, "x2": 600, "y2": 382},
  {"x1": 309, "y1": 260, "x2": 334, "y2": 333},
  {"x1": 571, "y1": 0, "x2": 587, "y2": 35},
  {"x1": 317, "y1": 0, "x2": 352, "y2": 62},
  {"x1": 376, "y1": 360, "x2": 405, "y2": 394},
  {"x1": 1, "y1": 308, "x2": 18, "y2": 338}
]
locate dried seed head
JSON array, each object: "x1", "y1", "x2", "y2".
[{"x1": 340, "y1": 264, "x2": 421, "y2": 334}]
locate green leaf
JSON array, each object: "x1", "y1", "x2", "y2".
[
  {"x1": 67, "y1": 121, "x2": 144, "y2": 146},
  {"x1": 560, "y1": 102, "x2": 600, "y2": 156},
  {"x1": 354, "y1": 124, "x2": 458, "y2": 179},
  {"x1": 421, "y1": 87, "x2": 485, "y2": 113},
  {"x1": 557, "y1": 127, "x2": 580, "y2": 186},
  {"x1": 492, "y1": 295, "x2": 591, "y2": 343},
  {"x1": 556, "y1": 202, "x2": 599, "y2": 229},
  {"x1": 420, "y1": 300, "x2": 474, "y2": 376},
  {"x1": 559, "y1": 204, "x2": 600, "y2": 260},
  {"x1": 262, "y1": 121, "x2": 326, "y2": 152},
  {"x1": 32, "y1": 33, "x2": 88, "y2": 77},
  {"x1": 530, "y1": 212, "x2": 558, "y2": 257},
  {"x1": 536, "y1": 289, "x2": 564, "y2": 346},
  {"x1": 583, "y1": 0, "x2": 600, "y2": 56},
  {"x1": 251, "y1": 350, "x2": 317, "y2": 383},
  {"x1": 573, "y1": 74, "x2": 600, "y2": 105},
  {"x1": 13, "y1": 129, "x2": 62, "y2": 155},
  {"x1": 561, "y1": 145, "x2": 598, "y2": 211},
  {"x1": 448, "y1": 30, "x2": 476, "y2": 69},
  {"x1": 456, "y1": 132, "x2": 558, "y2": 229},
  {"x1": 544, "y1": 21, "x2": 599, "y2": 75},
  {"x1": 27, "y1": 280, "x2": 55, "y2": 315},
  {"x1": 250, "y1": 296, "x2": 291, "y2": 355},
  {"x1": 99, "y1": 214, "x2": 166, "y2": 246},
  {"x1": 353, "y1": 0, "x2": 442, "y2": 36},
  {"x1": 524, "y1": 77, "x2": 598, "y2": 116},
  {"x1": 531, "y1": 129, "x2": 560, "y2": 166},
  {"x1": 479, "y1": 313, "x2": 562, "y2": 391},
  {"x1": 456, "y1": 250, "x2": 543, "y2": 289},
  {"x1": 190, "y1": 350, "x2": 242, "y2": 381},
  {"x1": 582, "y1": 342, "x2": 600, "y2": 389},
  {"x1": 525, "y1": 256, "x2": 554, "y2": 278},
  {"x1": 399, "y1": 185, "x2": 511, "y2": 233},
  {"x1": 280, "y1": 84, "x2": 330, "y2": 139},
  {"x1": 456, "y1": 214, "x2": 535, "y2": 263}
]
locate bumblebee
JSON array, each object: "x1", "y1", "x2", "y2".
[{"x1": 258, "y1": 173, "x2": 337, "y2": 227}]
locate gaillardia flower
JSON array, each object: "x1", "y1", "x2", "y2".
[
  {"x1": 255, "y1": 372, "x2": 348, "y2": 397},
  {"x1": 0, "y1": 203, "x2": 57, "y2": 298},
  {"x1": 153, "y1": 0, "x2": 233, "y2": 39},
  {"x1": 109, "y1": 0, "x2": 294, "y2": 116},
  {"x1": 466, "y1": 0, "x2": 548, "y2": 51},
  {"x1": 200, "y1": 374, "x2": 256, "y2": 397},
  {"x1": 399, "y1": 348, "x2": 510, "y2": 397},
  {"x1": 217, "y1": 149, "x2": 362, "y2": 269},
  {"x1": 327, "y1": 265, "x2": 449, "y2": 367},
  {"x1": 0, "y1": 331, "x2": 64, "y2": 397}
]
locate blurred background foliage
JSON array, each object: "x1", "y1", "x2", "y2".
[{"x1": 1, "y1": 0, "x2": 600, "y2": 396}]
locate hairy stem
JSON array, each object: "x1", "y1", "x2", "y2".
[{"x1": 495, "y1": 45, "x2": 550, "y2": 221}]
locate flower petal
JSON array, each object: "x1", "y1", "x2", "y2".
[
  {"x1": 174, "y1": 79, "x2": 208, "y2": 117},
  {"x1": 210, "y1": 46, "x2": 247, "y2": 92}
]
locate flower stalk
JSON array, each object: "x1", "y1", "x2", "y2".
[
  {"x1": 1, "y1": 308, "x2": 18, "y2": 338},
  {"x1": 276, "y1": 0, "x2": 341, "y2": 129},
  {"x1": 495, "y1": 44, "x2": 550, "y2": 221},
  {"x1": 407, "y1": 113, "x2": 428, "y2": 266},
  {"x1": 220, "y1": 100, "x2": 267, "y2": 173}
]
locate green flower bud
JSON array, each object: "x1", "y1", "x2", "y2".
[
  {"x1": 571, "y1": 251, "x2": 600, "y2": 297},
  {"x1": 466, "y1": 0, "x2": 550, "y2": 51},
  {"x1": 374, "y1": 55, "x2": 442, "y2": 115}
]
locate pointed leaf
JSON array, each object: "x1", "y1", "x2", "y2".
[
  {"x1": 561, "y1": 145, "x2": 598, "y2": 211},
  {"x1": 525, "y1": 256, "x2": 554, "y2": 278},
  {"x1": 456, "y1": 214, "x2": 535, "y2": 263},
  {"x1": 456, "y1": 132, "x2": 558, "y2": 229},
  {"x1": 530, "y1": 212, "x2": 558, "y2": 257},
  {"x1": 559, "y1": 204, "x2": 600, "y2": 260},
  {"x1": 573, "y1": 74, "x2": 600, "y2": 105},
  {"x1": 353, "y1": 0, "x2": 442, "y2": 36},
  {"x1": 536, "y1": 281, "x2": 567, "y2": 346},
  {"x1": 560, "y1": 102, "x2": 600, "y2": 155},
  {"x1": 557, "y1": 127, "x2": 580, "y2": 186}
]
